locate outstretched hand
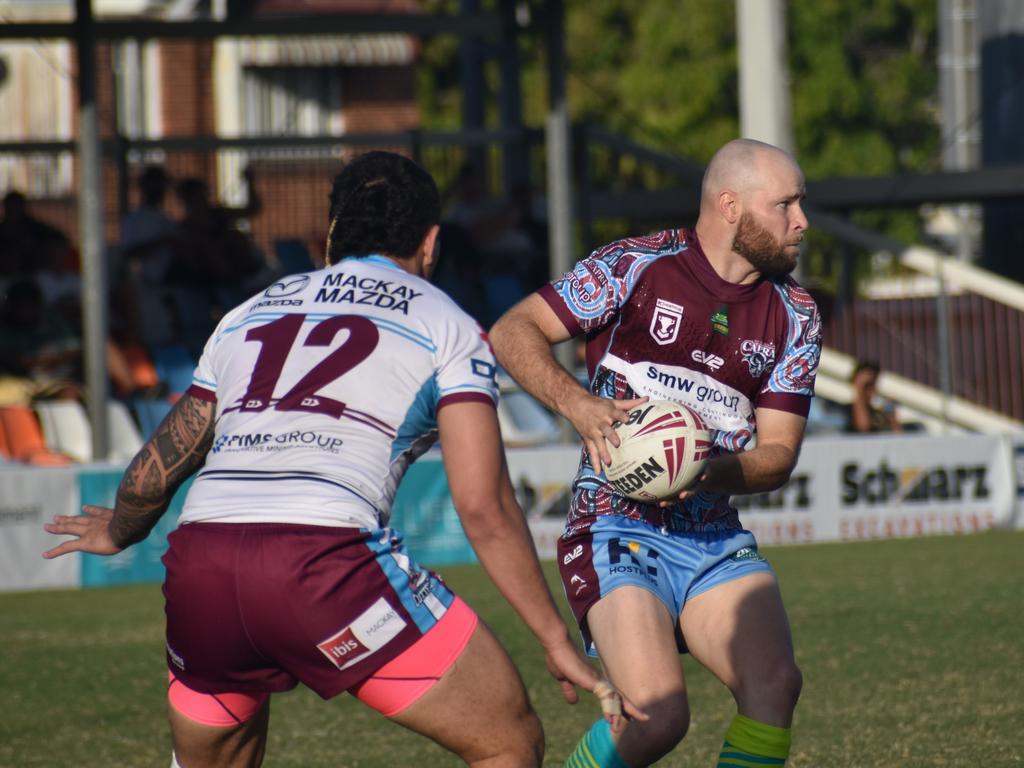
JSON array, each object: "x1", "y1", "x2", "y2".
[
  {"x1": 544, "y1": 640, "x2": 647, "y2": 734},
  {"x1": 562, "y1": 395, "x2": 648, "y2": 475},
  {"x1": 42, "y1": 505, "x2": 123, "y2": 559}
]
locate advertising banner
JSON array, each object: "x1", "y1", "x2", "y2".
[
  {"x1": 390, "y1": 456, "x2": 477, "y2": 565},
  {"x1": 1006, "y1": 434, "x2": 1024, "y2": 529},
  {"x1": 77, "y1": 466, "x2": 192, "y2": 588},
  {"x1": 506, "y1": 446, "x2": 581, "y2": 559},
  {"x1": 0, "y1": 466, "x2": 80, "y2": 592},
  {"x1": 0, "y1": 432, "x2": 1018, "y2": 593},
  {"x1": 734, "y1": 433, "x2": 1016, "y2": 545}
]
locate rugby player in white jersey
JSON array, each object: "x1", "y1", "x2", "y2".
[{"x1": 43, "y1": 151, "x2": 642, "y2": 767}]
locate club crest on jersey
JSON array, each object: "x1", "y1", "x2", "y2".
[
  {"x1": 740, "y1": 339, "x2": 777, "y2": 378},
  {"x1": 650, "y1": 299, "x2": 684, "y2": 345}
]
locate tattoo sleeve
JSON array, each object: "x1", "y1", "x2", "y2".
[{"x1": 109, "y1": 394, "x2": 216, "y2": 548}]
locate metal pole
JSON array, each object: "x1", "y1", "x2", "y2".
[
  {"x1": 544, "y1": 0, "x2": 577, "y2": 442},
  {"x1": 736, "y1": 0, "x2": 794, "y2": 153},
  {"x1": 736, "y1": 0, "x2": 799, "y2": 281},
  {"x1": 544, "y1": 0, "x2": 571, "y2": 283},
  {"x1": 934, "y1": 254, "x2": 953, "y2": 432},
  {"x1": 497, "y1": 0, "x2": 526, "y2": 195},
  {"x1": 459, "y1": 0, "x2": 487, "y2": 176},
  {"x1": 75, "y1": 0, "x2": 110, "y2": 460}
]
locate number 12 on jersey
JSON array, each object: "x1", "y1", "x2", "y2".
[{"x1": 238, "y1": 313, "x2": 380, "y2": 418}]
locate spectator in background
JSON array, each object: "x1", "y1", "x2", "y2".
[
  {"x1": 118, "y1": 165, "x2": 179, "y2": 350},
  {"x1": 443, "y1": 163, "x2": 546, "y2": 325},
  {"x1": 0, "y1": 278, "x2": 82, "y2": 405},
  {"x1": 0, "y1": 191, "x2": 73, "y2": 282},
  {"x1": 845, "y1": 360, "x2": 902, "y2": 434},
  {"x1": 171, "y1": 170, "x2": 269, "y2": 353},
  {"x1": 0, "y1": 278, "x2": 139, "y2": 407},
  {"x1": 176, "y1": 172, "x2": 267, "y2": 289},
  {"x1": 120, "y1": 165, "x2": 178, "y2": 284}
]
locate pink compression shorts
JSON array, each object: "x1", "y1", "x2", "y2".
[
  {"x1": 168, "y1": 597, "x2": 478, "y2": 725},
  {"x1": 349, "y1": 596, "x2": 478, "y2": 716},
  {"x1": 168, "y1": 671, "x2": 268, "y2": 727}
]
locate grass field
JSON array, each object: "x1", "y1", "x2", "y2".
[{"x1": 1, "y1": 530, "x2": 1021, "y2": 767}]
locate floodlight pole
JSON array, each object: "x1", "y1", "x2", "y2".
[
  {"x1": 544, "y1": 0, "x2": 577, "y2": 442},
  {"x1": 75, "y1": 0, "x2": 110, "y2": 460},
  {"x1": 544, "y1": 0, "x2": 572, "y2": 305},
  {"x1": 736, "y1": 0, "x2": 800, "y2": 282}
]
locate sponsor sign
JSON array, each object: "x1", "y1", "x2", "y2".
[
  {"x1": 78, "y1": 467, "x2": 191, "y2": 588},
  {"x1": 317, "y1": 597, "x2": 407, "y2": 671},
  {"x1": 0, "y1": 466, "x2": 80, "y2": 591},
  {"x1": 316, "y1": 272, "x2": 423, "y2": 315}
]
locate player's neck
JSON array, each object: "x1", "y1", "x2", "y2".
[
  {"x1": 384, "y1": 253, "x2": 431, "y2": 280},
  {"x1": 693, "y1": 223, "x2": 761, "y2": 286}
]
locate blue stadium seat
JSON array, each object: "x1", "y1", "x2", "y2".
[
  {"x1": 132, "y1": 398, "x2": 173, "y2": 437},
  {"x1": 152, "y1": 345, "x2": 196, "y2": 396},
  {"x1": 275, "y1": 239, "x2": 315, "y2": 275}
]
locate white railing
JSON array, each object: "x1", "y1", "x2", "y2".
[{"x1": 816, "y1": 347, "x2": 1023, "y2": 434}]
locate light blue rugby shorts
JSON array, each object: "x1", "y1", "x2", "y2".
[{"x1": 557, "y1": 515, "x2": 774, "y2": 656}]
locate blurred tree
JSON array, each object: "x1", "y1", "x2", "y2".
[{"x1": 417, "y1": 0, "x2": 940, "y2": 284}]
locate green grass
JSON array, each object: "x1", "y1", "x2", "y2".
[{"x1": 1, "y1": 531, "x2": 1022, "y2": 767}]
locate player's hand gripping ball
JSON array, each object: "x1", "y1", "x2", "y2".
[{"x1": 604, "y1": 400, "x2": 712, "y2": 502}]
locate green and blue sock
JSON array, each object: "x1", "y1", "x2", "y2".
[
  {"x1": 564, "y1": 718, "x2": 629, "y2": 768},
  {"x1": 716, "y1": 713, "x2": 791, "y2": 767}
]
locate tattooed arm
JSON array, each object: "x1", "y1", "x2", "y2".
[{"x1": 42, "y1": 394, "x2": 215, "y2": 559}]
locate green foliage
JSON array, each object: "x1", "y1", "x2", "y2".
[
  {"x1": 420, "y1": 1, "x2": 939, "y2": 169},
  {"x1": 2, "y1": 532, "x2": 1022, "y2": 766},
  {"x1": 416, "y1": 0, "x2": 942, "y2": 288}
]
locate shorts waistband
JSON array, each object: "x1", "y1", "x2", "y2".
[
  {"x1": 579, "y1": 508, "x2": 742, "y2": 536},
  {"x1": 176, "y1": 521, "x2": 369, "y2": 537}
]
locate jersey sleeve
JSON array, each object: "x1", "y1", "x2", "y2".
[
  {"x1": 184, "y1": 307, "x2": 240, "y2": 403},
  {"x1": 186, "y1": 338, "x2": 219, "y2": 402},
  {"x1": 538, "y1": 240, "x2": 655, "y2": 336},
  {"x1": 434, "y1": 314, "x2": 499, "y2": 412},
  {"x1": 757, "y1": 284, "x2": 822, "y2": 416}
]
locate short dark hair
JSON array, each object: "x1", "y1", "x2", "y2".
[
  {"x1": 851, "y1": 360, "x2": 881, "y2": 380},
  {"x1": 326, "y1": 151, "x2": 440, "y2": 264}
]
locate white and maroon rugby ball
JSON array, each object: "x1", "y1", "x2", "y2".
[{"x1": 605, "y1": 400, "x2": 712, "y2": 502}]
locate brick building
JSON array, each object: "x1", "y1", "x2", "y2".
[{"x1": 0, "y1": 0, "x2": 423, "y2": 265}]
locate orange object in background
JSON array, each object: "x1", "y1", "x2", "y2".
[{"x1": 0, "y1": 406, "x2": 73, "y2": 465}]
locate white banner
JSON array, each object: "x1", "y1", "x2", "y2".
[
  {"x1": 0, "y1": 466, "x2": 80, "y2": 592},
  {"x1": 511, "y1": 433, "x2": 1018, "y2": 550},
  {"x1": 506, "y1": 446, "x2": 580, "y2": 559},
  {"x1": 737, "y1": 433, "x2": 1016, "y2": 545}
]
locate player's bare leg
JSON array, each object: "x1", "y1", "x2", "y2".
[
  {"x1": 168, "y1": 697, "x2": 270, "y2": 768},
  {"x1": 583, "y1": 586, "x2": 689, "y2": 766},
  {"x1": 388, "y1": 621, "x2": 544, "y2": 767},
  {"x1": 681, "y1": 570, "x2": 801, "y2": 764}
]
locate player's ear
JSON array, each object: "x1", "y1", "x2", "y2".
[
  {"x1": 719, "y1": 190, "x2": 740, "y2": 224},
  {"x1": 419, "y1": 224, "x2": 441, "y2": 275}
]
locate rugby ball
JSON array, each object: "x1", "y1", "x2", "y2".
[{"x1": 605, "y1": 400, "x2": 712, "y2": 502}]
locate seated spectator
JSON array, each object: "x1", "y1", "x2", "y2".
[
  {"x1": 0, "y1": 279, "x2": 82, "y2": 406},
  {"x1": 845, "y1": 360, "x2": 902, "y2": 434},
  {"x1": 0, "y1": 190, "x2": 73, "y2": 281},
  {"x1": 0, "y1": 279, "x2": 139, "y2": 407}
]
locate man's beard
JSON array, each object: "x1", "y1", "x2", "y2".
[{"x1": 732, "y1": 212, "x2": 798, "y2": 279}]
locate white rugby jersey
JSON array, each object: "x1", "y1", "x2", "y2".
[{"x1": 178, "y1": 255, "x2": 499, "y2": 529}]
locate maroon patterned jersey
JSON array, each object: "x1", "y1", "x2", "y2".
[{"x1": 539, "y1": 228, "x2": 821, "y2": 532}]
